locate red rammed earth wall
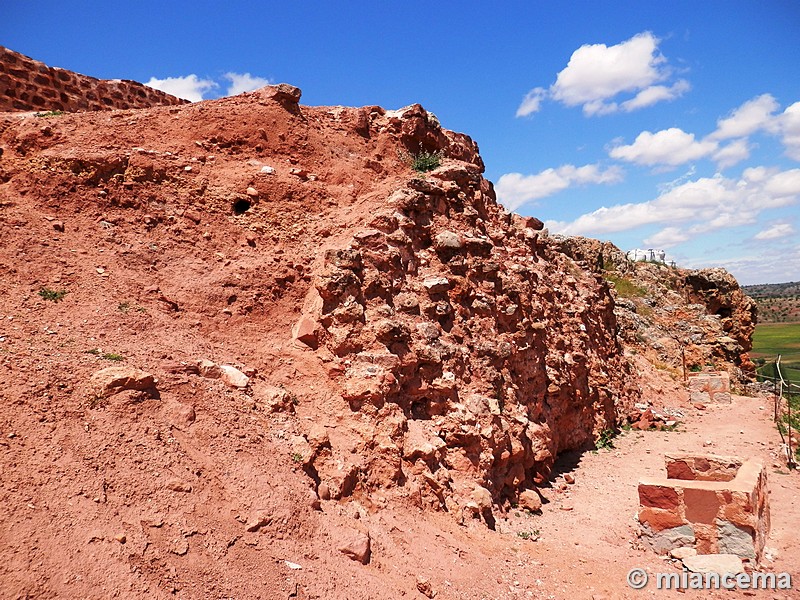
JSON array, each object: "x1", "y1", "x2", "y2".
[{"x1": 0, "y1": 46, "x2": 188, "y2": 113}]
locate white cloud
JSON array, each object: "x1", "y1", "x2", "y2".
[
  {"x1": 581, "y1": 99, "x2": 620, "y2": 117},
  {"x1": 712, "y1": 139, "x2": 751, "y2": 169},
  {"x1": 516, "y1": 87, "x2": 547, "y2": 117},
  {"x1": 605, "y1": 95, "x2": 800, "y2": 169},
  {"x1": 619, "y1": 79, "x2": 691, "y2": 112},
  {"x1": 763, "y1": 168, "x2": 800, "y2": 199},
  {"x1": 517, "y1": 32, "x2": 687, "y2": 117},
  {"x1": 775, "y1": 101, "x2": 800, "y2": 160},
  {"x1": 223, "y1": 72, "x2": 272, "y2": 96},
  {"x1": 754, "y1": 222, "x2": 795, "y2": 240},
  {"x1": 609, "y1": 128, "x2": 718, "y2": 167},
  {"x1": 710, "y1": 93, "x2": 779, "y2": 140},
  {"x1": 552, "y1": 32, "x2": 665, "y2": 105},
  {"x1": 495, "y1": 164, "x2": 624, "y2": 211},
  {"x1": 682, "y1": 244, "x2": 800, "y2": 286},
  {"x1": 701, "y1": 95, "x2": 800, "y2": 161},
  {"x1": 644, "y1": 226, "x2": 690, "y2": 248},
  {"x1": 549, "y1": 167, "x2": 800, "y2": 240},
  {"x1": 145, "y1": 74, "x2": 218, "y2": 102}
]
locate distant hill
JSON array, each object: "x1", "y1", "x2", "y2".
[
  {"x1": 743, "y1": 281, "x2": 800, "y2": 297},
  {"x1": 742, "y1": 282, "x2": 800, "y2": 323}
]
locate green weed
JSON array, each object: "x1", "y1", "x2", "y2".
[
  {"x1": 85, "y1": 348, "x2": 125, "y2": 361},
  {"x1": 596, "y1": 429, "x2": 616, "y2": 450},
  {"x1": 602, "y1": 274, "x2": 647, "y2": 298},
  {"x1": 38, "y1": 288, "x2": 68, "y2": 302},
  {"x1": 398, "y1": 146, "x2": 443, "y2": 173}
]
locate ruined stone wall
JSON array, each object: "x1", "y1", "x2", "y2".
[
  {"x1": 287, "y1": 106, "x2": 640, "y2": 520},
  {"x1": 0, "y1": 46, "x2": 187, "y2": 113}
]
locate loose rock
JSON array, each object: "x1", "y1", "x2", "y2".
[
  {"x1": 682, "y1": 553, "x2": 744, "y2": 575},
  {"x1": 339, "y1": 530, "x2": 371, "y2": 564},
  {"x1": 89, "y1": 366, "x2": 157, "y2": 399},
  {"x1": 518, "y1": 490, "x2": 542, "y2": 513}
]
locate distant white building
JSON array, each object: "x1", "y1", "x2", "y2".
[{"x1": 627, "y1": 248, "x2": 668, "y2": 264}]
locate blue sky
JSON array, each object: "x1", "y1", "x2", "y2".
[{"x1": 3, "y1": 1, "x2": 799, "y2": 284}]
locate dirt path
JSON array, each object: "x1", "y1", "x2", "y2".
[{"x1": 482, "y1": 393, "x2": 800, "y2": 599}]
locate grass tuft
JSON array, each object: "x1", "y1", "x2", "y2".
[
  {"x1": 596, "y1": 428, "x2": 616, "y2": 449},
  {"x1": 602, "y1": 274, "x2": 647, "y2": 298},
  {"x1": 38, "y1": 288, "x2": 68, "y2": 302},
  {"x1": 85, "y1": 348, "x2": 125, "y2": 361},
  {"x1": 398, "y1": 146, "x2": 443, "y2": 173}
]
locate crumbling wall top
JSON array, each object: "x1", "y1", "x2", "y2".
[{"x1": 0, "y1": 46, "x2": 187, "y2": 113}]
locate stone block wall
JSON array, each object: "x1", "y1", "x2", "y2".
[
  {"x1": 638, "y1": 453, "x2": 769, "y2": 563},
  {"x1": 0, "y1": 46, "x2": 187, "y2": 113},
  {"x1": 665, "y1": 453, "x2": 742, "y2": 481},
  {"x1": 687, "y1": 371, "x2": 731, "y2": 404}
]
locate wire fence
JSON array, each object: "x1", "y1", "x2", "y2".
[{"x1": 755, "y1": 355, "x2": 800, "y2": 469}]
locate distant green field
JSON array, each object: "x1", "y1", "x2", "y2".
[
  {"x1": 752, "y1": 322, "x2": 800, "y2": 360},
  {"x1": 752, "y1": 322, "x2": 800, "y2": 383}
]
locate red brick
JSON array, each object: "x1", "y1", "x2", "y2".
[
  {"x1": 683, "y1": 487, "x2": 721, "y2": 523},
  {"x1": 692, "y1": 523, "x2": 717, "y2": 554},
  {"x1": 666, "y1": 459, "x2": 696, "y2": 480},
  {"x1": 639, "y1": 484, "x2": 680, "y2": 510},
  {"x1": 1, "y1": 46, "x2": 188, "y2": 112},
  {"x1": 638, "y1": 507, "x2": 686, "y2": 532}
]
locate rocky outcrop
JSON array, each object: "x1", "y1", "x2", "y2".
[
  {"x1": 552, "y1": 236, "x2": 757, "y2": 383},
  {"x1": 0, "y1": 46, "x2": 187, "y2": 113},
  {"x1": 684, "y1": 268, "x2": 757, "y2": 355}
]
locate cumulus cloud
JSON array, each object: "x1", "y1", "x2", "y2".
[
  {"x1": 609, "y1": 128, "x2": 718, "y2": 167},
  {"x1": 763, "y1": 168, "x2": 800, "y2": 198},
  {"x1": 710, "y1": 94, "x2": 779, "y2": 140},
  {"x1": 644, "y1": 226, "x2": 690, "y2": 248},
  {"x1": 551, "y1": 32, "x2": 665, "y2": 105},
  {"x1": 775, "y1": 101, "x2": 800, "y2": 160},
  {"x1": 223, "y1": 72, "x2": 272, "y2": 96},
  {"x1": 754, "y1": 222, "x2": 795, "y2": 240},
  {"x1": 145, "y1": 71, "x2": 272, "y2": 101},
  {"x1": 548, "y1": 167, "x2": 800, "y2": 241},
  {"x1": 703, "y1": 95, "x2": 800, "y2": 161},
  {"x1": 495, "y1": 164, "x2": 624, "y2": 211},
  {"x1": 516, "y1": 87, "x2": 547, "y2": 117},
  {"x1": 605, "y1": 95, "x2": 800, "y2": 169},
  {"x1": 712, "y1": 139, "x2": 751, "y2": 169},
  {"x1": 618, "y1": 79, "x2": 691, "y2": 113},
  {"x1": 145, "y1": 74, "x2": 218, "y2": 102},
  {"x1": 516, "y1": 32, "x2": 689, "y2": 117},
  {"x1": 682, "y1": 244, "x2": 800, "y2": 286}
]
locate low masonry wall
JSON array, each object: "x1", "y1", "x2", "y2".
[
  {"x1": 638, "y1": 453, "x2": 769, "y2": 564},
  {"x1": 687, "y1": 371, "x2": 731, "y2": 404},
  {"x1": 0, "y1": 46, "x2": 187, "y2": 113}
]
